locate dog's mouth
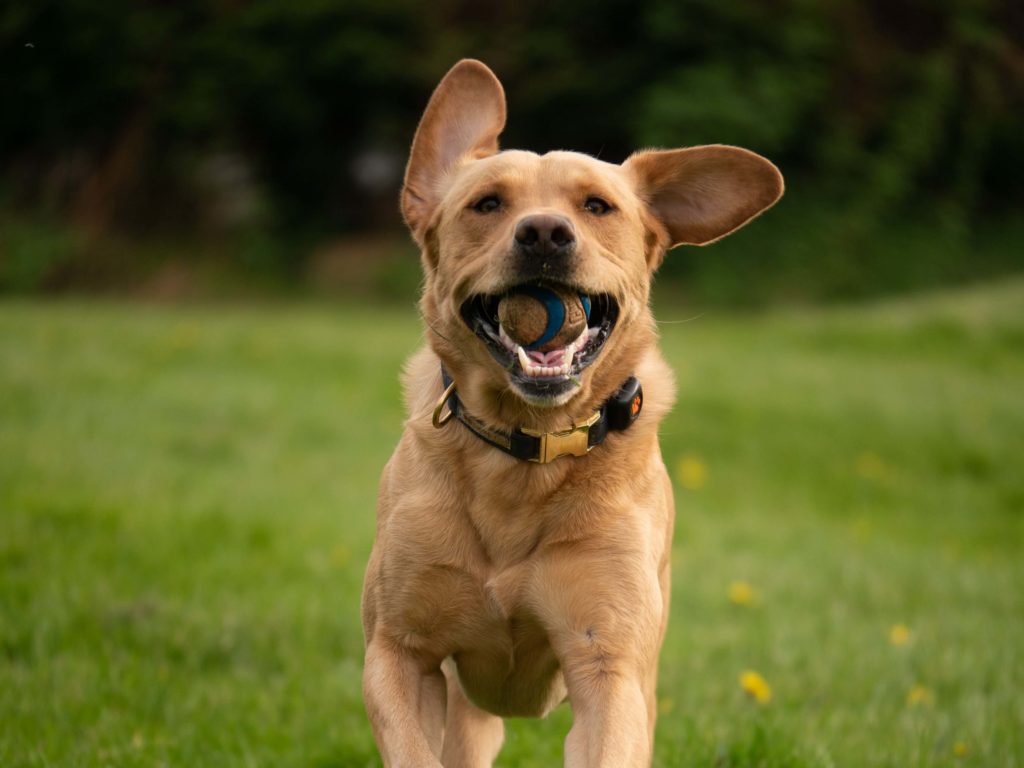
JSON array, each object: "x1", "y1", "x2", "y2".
[{"x1": 459, "y1": 283, "x2": 619, "y2": 401}]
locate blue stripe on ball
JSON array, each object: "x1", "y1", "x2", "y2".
[
  {"x1": 579, "y1": 293, "x2": 591, "y2": 321},
  {"x1": 516, "y1": 285, "x2": 565, "y2": 350}
]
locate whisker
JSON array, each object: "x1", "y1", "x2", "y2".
[
  {"x1": 656, "y1": 313, "x2": 706, "y2": 325},
  {"x1": 420, "y1": 313, "x2": 456, "y2": 345}
]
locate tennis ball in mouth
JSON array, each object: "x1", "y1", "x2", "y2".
[{"x1": 497, "y1": 285, "x2": 590, "y2": 352}]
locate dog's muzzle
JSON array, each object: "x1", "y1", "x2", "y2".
[{"x1": 460, "y1": 283, "x2": 619, "y2": 402}]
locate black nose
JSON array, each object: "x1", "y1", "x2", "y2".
[{"x1": 513, "y1": 214, "x2": 576, "y2": 258}]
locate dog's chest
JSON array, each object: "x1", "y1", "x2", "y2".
[
  {"x1": 466, "y1": 461, "x2": 579, "y2": 556},
  {"x1": 452, "y1": 562, "x2": 567, "y2": 717},
  {"x1": 385, "y1": 480, "x2": 563, "y2": 650}
]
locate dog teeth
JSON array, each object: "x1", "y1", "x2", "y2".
[{"x1": 514, "y1": 343, "x2": 572, "y2": 379}]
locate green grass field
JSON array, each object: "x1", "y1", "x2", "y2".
[{"x1": 2, "y1": 280, "x2": 1022, "y2": 767}]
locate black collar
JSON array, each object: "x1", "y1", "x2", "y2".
[{"x1": 433, "y1": 368, "x2": 643, "y2": 463}]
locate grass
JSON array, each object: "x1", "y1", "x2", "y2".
[{"x1": 1, "y1": 279, "x2": 1022, "y2": 767}]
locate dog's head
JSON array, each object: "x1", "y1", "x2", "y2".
[{"x1": 403, "y1": 60, "x2": 782, "y2": 425}]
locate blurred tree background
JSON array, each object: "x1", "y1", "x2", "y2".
[{"x1": 1, "y1": 0, "x2": 1022, "y2": 304}]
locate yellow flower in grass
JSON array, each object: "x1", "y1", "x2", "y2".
[
  {"x1": 906, "y1": 684, "x2": 934, "y2": 708},
  {"x1": 676, "y1": 454, "x2": 708, "y2": 490},
  {"x1": 740, "y1": 670, "x2": 772, "y2": 704},
  {"x1": 953, "y1": 741, "x2": 969, "y2": 758},
  {"x1": 889, "y1": 623, "x2": 911, "y2": 646},
  {"x1": 728, "y1": 581, "x2": 756, "y2": 606}
]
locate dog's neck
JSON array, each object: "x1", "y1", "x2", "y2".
[{"x1": 434, "y1": 367, "x2": 643, "y2": 464}]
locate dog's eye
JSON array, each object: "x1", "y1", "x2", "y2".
[
  {"x1": 471, "y1": 195, "x2": 502, "y2": 214},
  {"x1": 583, "y1": 196, "x2": 612, "y2": 215}
]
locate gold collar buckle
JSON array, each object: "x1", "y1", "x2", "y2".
[{"x1": 522, "y1": 411, "x2": 601, "y2": 464}]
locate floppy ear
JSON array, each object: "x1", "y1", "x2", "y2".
[
  {"x1": 623, "y1": 145, "x2": 784, "y2": 248},
  {"x1": 401, "y1": 59, "x2": 507, "y2": 241}
]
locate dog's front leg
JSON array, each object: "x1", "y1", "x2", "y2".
[
  {"x1": 560, "y1": 641, "x2": 654, "y2": 768},
  {"x1": 538, "y1": 556, "x2": 663, "y2": 768},
  {"x1": 363, "y1": 637, "x2": 447, "y2": 767}
]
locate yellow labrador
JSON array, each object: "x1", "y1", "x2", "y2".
[{"x1": 362, "y1": 60, "x2": 783, "y2": 767}]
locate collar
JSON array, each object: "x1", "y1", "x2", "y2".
[{"x1": 432, "y1": 368, "x2": 643, "y2": 464}]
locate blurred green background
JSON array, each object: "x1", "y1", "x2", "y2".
[
  {"x1": 2, "y1": 3, "x2": 1024, "y2": 767},
  {"x1": 2, "y1": 0, "x2": 1021, "y2": 304}
]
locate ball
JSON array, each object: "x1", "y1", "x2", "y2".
[{"x1": 497, "y1": 285, "x2": 591, "y2": 351}]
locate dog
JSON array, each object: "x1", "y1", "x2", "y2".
[{"x1": 361, "y1": 59, "x2": 783, "y2": 767}]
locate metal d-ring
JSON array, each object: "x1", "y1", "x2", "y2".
[{"x1": 432, "y1": 380, "x2": 457, "y2": 428}]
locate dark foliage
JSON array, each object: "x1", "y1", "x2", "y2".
[{"x1": 1, "y1": 0, "x2": 1022, "y2": 300}]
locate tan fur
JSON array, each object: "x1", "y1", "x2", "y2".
[{"x1": 362, "y1": 60, "x2": 783, "y2": 767}]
